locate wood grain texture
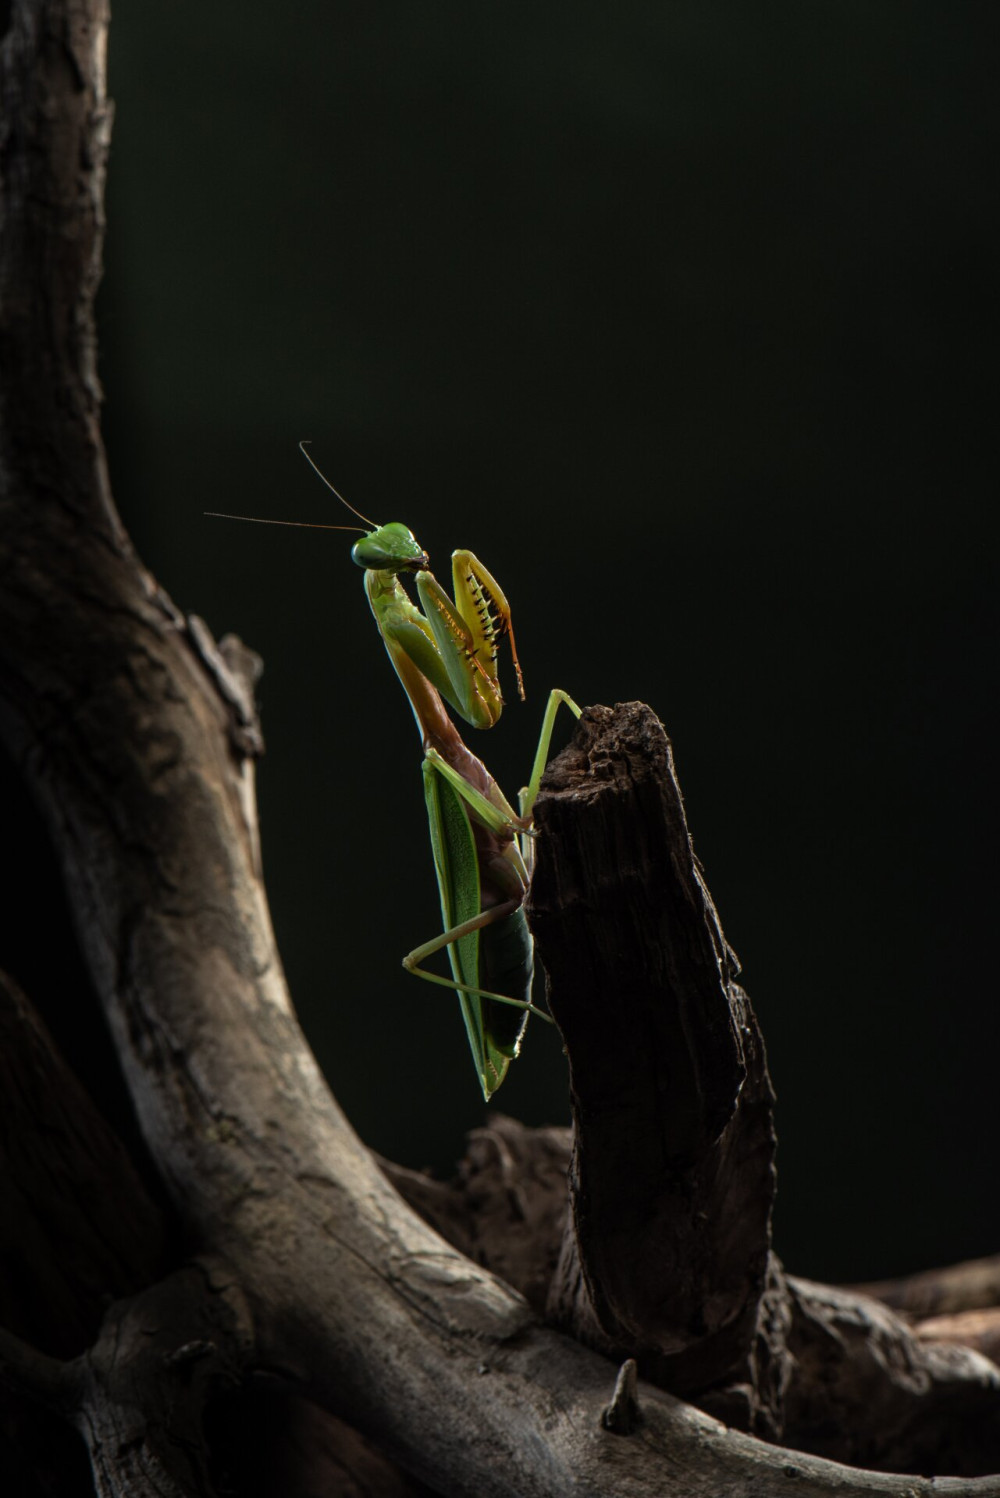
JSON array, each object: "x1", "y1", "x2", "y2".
[
  {"x1": 2, "y1": 0, "x2": 1000, "y2": 1491},
  {"x1": 528, "y1": 703, "x2": 782, "y2": 1426}
]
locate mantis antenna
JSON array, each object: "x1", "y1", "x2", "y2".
[
  {"x1": 205, "y1": 442, "x2": 380, "y2": 533},
  {"x1": 298, "y1": 440, "x2": 378, "y2": 528},
  {"x1": 204, "y1": 512, "x2": 366, "y2": 533}
]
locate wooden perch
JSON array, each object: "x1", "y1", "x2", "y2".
[
  {"x1": 857, "y1": 1255, "x2": 1000, "y2": 1319},
  {"x1": 0, "y1": 970, "x2": 168, "y2": 1352},
  {"x1": 3, "y1": 0, "x2": 1000, "y2": 1492},
  {"x1": 390, "y1": 1121, "x2": 1000, "y2": 1475},
  {"x1": 0, "y1": 969, "x2": 427, "y2": 1497},
  {"x1": 855, "y1": 1255, "x2": 1000, "y2": 1368},
  {"x1": 527, "y1": 704, "x2": 781, "y2": 1430}
]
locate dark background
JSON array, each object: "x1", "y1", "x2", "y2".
[{"x1": 21, "y1": 4, "x2": 1000, "y2": 1285}]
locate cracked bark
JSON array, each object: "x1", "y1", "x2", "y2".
[{"x1": 2, "y1": 0, "x2": 1000, "y2": 1493}]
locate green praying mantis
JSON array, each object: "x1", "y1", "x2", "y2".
[{"x1": 209, "y1": 446, "x2": 580, "y2": 1098}]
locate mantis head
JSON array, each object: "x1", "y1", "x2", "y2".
[{"x1": 351, "y1": 523, "x2": 429, "y2": 573}]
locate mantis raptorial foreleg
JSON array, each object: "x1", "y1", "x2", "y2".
[{"x1": 415, "y1": 551, "x2": 524, "y2": 723}]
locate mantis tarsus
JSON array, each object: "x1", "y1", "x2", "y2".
[{"x1": 209, "y1": 447, "x2": 580, "y2": 1098}]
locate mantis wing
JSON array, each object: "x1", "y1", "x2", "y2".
[{"x1": 422, "y1": 759, "x2": 523, "y2": 1099}]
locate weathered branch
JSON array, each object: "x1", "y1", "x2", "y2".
[
  {"x1": 781, "y1": 1277, "x2": 1000, "y2": 1476},
  {"x1": 915, "y1": 1310, "x2": 1000, "y2": 1364},
  {"x1": 0, "y1": 972, "x2": 423, "y2": 1495},
  {"x1": 3, "y1": 0, "x2": 1000, "y2": 1493},
  {"x1": 73, "y1": 1263, "x2": 252, "y2": 1498},
  {"x1": 527, "y1": 704, "x2": 781, "y2": 1430},
  {"x1": 389, "y1": 1093, "x2": 1000, "y2": 1477},
  {"x1": 856, "y1": 1255, "x2": 1000, "y2": 1369},
  {"x1": 523, "y1": 705, "x2": 1000, "y2": 1472},
  {"x1": 0, "y1": 1325, "x2": 75, "y2": 1413},
  {"x1": 858, "y1": 1256, "x2": 1000, "y2": 1320},
  {"x1": 0, "y1": 970, "x2": 168, "y2": 1348},
  {"x1": 380, "y1": 1115, "x2": 574, "y2": 1316},
  {"x1": 4, "y1": 1264, "x2": 252, "y2": 1498}
]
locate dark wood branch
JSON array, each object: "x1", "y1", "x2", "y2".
[
  {"x1": 1, "y1": 1255, "x2": 252, "y2": 1498},
  {"x1": 854, "y1": 1254, "x2": 1000, "y2": 1370},
  {"x1": 524, "y1": 705, "x2": 1000, "y2": 1472},
  {"x1": 0, "y1": 1325, "x2": 76, "y2": 1413},
  {"x1": 914, "y1": 1309, "x2": 1000, "y2": 1364},
  {"x1": 380, "y1": 1115, "x2": 572, "y2": 1316},
  {"x1": 209, "y1": 1383, "x2": 433, "y2": 1498},
  {"x1": 387, "y1": 708, "x2": 1000, "y2": 1474},
  {"x1": 782, "y1": 1277, "x2": 1000, "y2": 1477},
  {"x1": 0, "y1": 968, "x2": 421, "y2": 1498},
  {"x1": 4, "y1": 0, "x2": 1000, "y2": 1492},
  {"x1": 4, "y1": 1266, "x2": 250, "y2": 1498},
  {"x1": 0, "y1": 967, "x2": 170, "y2": 1492},
  {"x1": 0, "y1": 970, "x2": 168, "y2": 1353},
  {"x1": 857, "y1": 1254, "x2": 1000, "y2": 1319},
  {"x1": 72, "y1": 1261, "x2": 252, "y2": 1498},
  {"x1": 526, "y1": 703, "x2": 782, "y2": 1424},
  {"x1": 387, "y1": 1114, "x2": 1000, "y2": 1478},
  {"x1": 0, "y1": 0, "x2": 120, "y2": 541}
]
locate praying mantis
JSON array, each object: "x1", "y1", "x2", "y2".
[{"x1": 209, "y1": 447, "x2": 580, "y2": 1098}]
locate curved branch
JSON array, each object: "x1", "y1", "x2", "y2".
[
  {"x1": 858, "y1": 1256, "x2": 1000, "y2": 1320},
  {"x1": 0, "y1": 969, "x2": 168, "y2": 1348},
  {"x1": 0, "y1": 1326, "x2": 75, "y2": 1413},
  {"x1": 74, "y1": 1262, "x2": 252, "y2": 1498},
  {"x1": 527, "y1": 703, "x2": 779, "y2": 1424},
  {"x1": 2, "y1": 0, "x2": 999, "y2": 1494}
]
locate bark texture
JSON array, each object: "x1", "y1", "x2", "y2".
[
  {"x1": 527, "y1": 704, "x2": 782, "y2": 1431},
  {"x1": 858, "y1": 1256, "x2": 1000, "y2": 1320},
  {"x1": 2, "y1": 0, "x2": 1000, "y2": 1493}
]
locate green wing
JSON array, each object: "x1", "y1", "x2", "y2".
[{"x1": 422, "y1": 759, "x2": 514, "y2": 1099}]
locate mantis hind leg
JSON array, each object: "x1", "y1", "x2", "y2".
[{"x1": 402, "y1": 901, "x2": 553, "y2": 1023}]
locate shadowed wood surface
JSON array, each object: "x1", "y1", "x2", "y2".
[
  {"x1": 2, "y1": 0, "x2": 1000, "y2": 1491},
  {"x1": 857, "y1": 1256, "x2": 1000, "y2": 1319},
  {"x1": 527, "y1": 703, "x2": 781, "y2": 1423}
]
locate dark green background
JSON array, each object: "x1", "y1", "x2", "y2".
[{"x1": 90, "y1": 4, "x2": 996, "y2": 1282}]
